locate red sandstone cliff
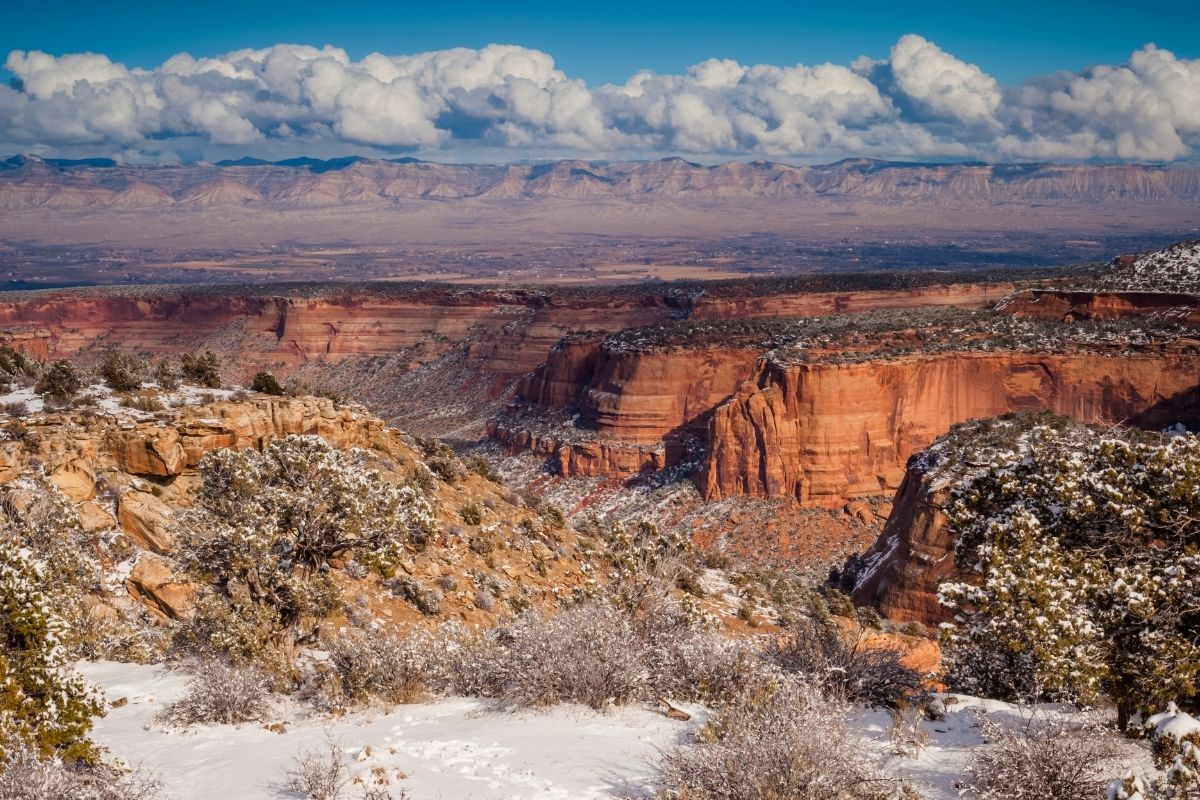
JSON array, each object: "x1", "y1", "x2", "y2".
[
  {"x1": 700, "y1": 347, "x2": 1200, "y2": 507},
  {"x1": 849, "y1": 465, "x2": 959, "y2": 625},
  {"x1": 695, "y1": 282, "x2": 1019, "y2": 321},
  {"x1": 1000, "y1": 288, "x2": 1200, "y2": 323},
  {"x1": 0, "y1": 289, "x2": 677, "y2": 384}
]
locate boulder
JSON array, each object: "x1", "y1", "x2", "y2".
[
  {"x1": 111, "y1": 427, "x2": 186, "y2": 476},
  {"x1": 118, "y1": 490, "x2": 176, "y2": 552},
  {"x1": 77, "y1": 500, "x2": 116, "y2": 532},
  {"x1": 127, "y1": 555, "x2": 194, "y2": 620},
  {"x1": 50, "y1": 457, "x2": 96, "y2": 501}
]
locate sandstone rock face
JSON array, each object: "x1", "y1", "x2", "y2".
[
  {"x1": 850, "y1": 468, "x2": 960, "y2": 625},
  {"x1": 696, "y1": 282, "x2": 1019, "y2": 321},
  {"x1": 702, "y1": 348, "x2": 1200, "y2": 506},
  {"x1": 127, "y1": 555, "x2": 195, "y2": 620},
  {"x1": 77, "y1": 500, "x2": 115, "y2": 532},
  {"x1": 49, "y1": 457, "x2": 97, "y2": 501},
  {"x1": 578, "y1": 346, "x2": 761, "y2": 442},
  {"x1": 111, "y1": 427, "x2": 186, "y2": 476},
  {"x1": 489, "y1": 284, "x2": 1035, "y2": 480},
  {"x1": 0, "y1": 289, "x2": 678, "y2": 385},
  {"x1": 518, "y1": 338, "x2": 605, "y2": 410},
  {"x1": 118, "y1": 490, "x2": 176, "y2": 553},
  {"x1": 1000, "y1": 288, "x2": 1200, "y2": 323}
]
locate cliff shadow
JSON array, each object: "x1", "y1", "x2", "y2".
[{"x1": 1127, "y1": 384, "x2": 1200, "y2": 431}]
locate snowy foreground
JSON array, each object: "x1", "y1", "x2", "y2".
[{"x1": 82, "y1": 661, "x2": 1153, "y2": 800}]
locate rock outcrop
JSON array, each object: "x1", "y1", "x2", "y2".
[
  {"x1": 0, "y1": 393, "x2": 607, "y2": 628},
  {"x1": 701, "y1": 347, "x2": 1200, "y2": 507},
  {"x1": 492, "y1": 282, "x2": 1025, "y2": 479},
  {"x1": 849, "y1": 464, "x2": 961, "y2": 625},
  {"x1": 1000, "y1": 288, "x2": 1200, "y2": 323}
]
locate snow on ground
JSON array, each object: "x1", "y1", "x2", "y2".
[
  {"x1": 852, "y1": 695, "x2": 1155, "y2": 799},
  {"x1": 0, "y1": 382, "x2": 241, "y2": 420},
  {"x1": 82, "y1": 661, "x2": 1156, "y2": 800},
  {"x1": 0, "y1": 385, "x2": 43, "y2": 413},
  {"x1": 81, "y1": 661, "x2": 697, "y2": 800}
]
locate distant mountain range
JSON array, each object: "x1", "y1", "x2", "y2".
[{"x1": 2, "y1": 155, "x2": 1199, "y2": 210}]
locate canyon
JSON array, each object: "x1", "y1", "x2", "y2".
[
  {"x1": 0, "y1": 275, "x2": 1026, "y2": 423},
  {"x1": 2, "y1": 245, "x2": 1199, "y2": 596}
]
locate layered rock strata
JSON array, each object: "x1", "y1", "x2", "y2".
[
  {"x1": 1000, "y1": 288, "x2": 1200, "y2": 323},
  {"x1": 701, "y1": 347, "x2": 1200, "y2": 506}
]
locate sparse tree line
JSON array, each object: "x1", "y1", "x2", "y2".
[{"x1": 0, "y1": 344, "x2": 343, "y2": 417}]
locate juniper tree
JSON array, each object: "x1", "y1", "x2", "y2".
[
  {"x1": 936, "y1": 418, "x2": 1200, "y2": 721},
  {"x1": 179, "y1": 351, "x2": 222, "y2": 388},
  {"x1": 177, "y1": 436, "x2": 438, "y2": 668},
  {"x1": 34, "y1": 360, "x2": 83, "y2": 404},
  {"x1": 0, "y1": 481, "x2": 105, "y2": 763},
  {"x1": 98, "y1": 348, "x2": 146, "y2": 392}
]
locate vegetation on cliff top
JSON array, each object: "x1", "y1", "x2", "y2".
[{"x1": 598, "y1": 305, "x2": 1199, "y2": 360}]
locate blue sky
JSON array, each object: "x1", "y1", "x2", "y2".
[
  {"x1": 3, "y1": 0, "x2": 1195, "y2": 88},
  {"x1": 2, "y1": 1, "x2": 1198, "y2": 163}
]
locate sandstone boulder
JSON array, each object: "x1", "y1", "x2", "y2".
[
  {"x1": 50, "y1": 457, "x2": 96, "y2": 501},
  {"x1": 118, "y1": 490, "x2": 176, "y2": 552},
  {"x1": 77, "y1": 500, "x2": 116, "y2": 532},
  {"x1": 111, "y1": 427, "x2": 186, "y2": 476},
  {"x1": 127, "y1": 555, "x2": 194, "y2": 620}
]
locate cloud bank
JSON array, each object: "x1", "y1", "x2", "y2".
[{"x1": 2, "y1": 35, "x2": 1198, "y2": 162}]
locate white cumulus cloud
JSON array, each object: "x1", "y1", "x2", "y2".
[{"x1": 2, "y1": 36, "x2": 1198, "y2": 162}]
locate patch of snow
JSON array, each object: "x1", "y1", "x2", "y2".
[
  {"x1": 0, "y1": 385, "x2": 42, "y2": 413},
  {"x1": 81, "y1": 660, "x2": 694, "y2": 800}
]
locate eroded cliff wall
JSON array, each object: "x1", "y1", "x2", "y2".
[
  {"x1": 1000, "y1": 288, "x2": 1200, "y2": 322},
  {"x1": 701, "y1": 348, "x2": 1200, "y2": 506}
]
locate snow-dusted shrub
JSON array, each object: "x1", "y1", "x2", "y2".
[
  {"x1": 1114, "y1": 704, "x2": 1200, "y2": 798},
  {"x1": 769, "y1": 617, "x2": 925, "y2": 708},
  {"x1": 151, "y1": 358, "x2": 178, "y2": 391},
  {"x1": 485, "y1": 602, "x2": 648, "y2": 710},
  {"x1": 631, "y1": 588, "x2": 765, "y2": 705},
  {"x1": 3, "y1": 400, "x2": 29, "y2": 416},
  {"x1": 0, "y1": 745, "x2": 162, "y2": 800},
  {"x1": 157, "y1": 659, "x2": 274, "y2": 727},
  {"x1": 386, "y1": 576, "x2": 443, "y2": 616},
  {"x1": 176, "y1": 435, "x2": 438, "y2": 668},
  {"x1": 595, "y1": 519, "x2": 694, "y2": 615},
  {"x1": 647, "y1": 677, "x2": 899, "y2": 800},
  {"x1": 414, "y1": 437, "x2": 463, "y2": 483},
  {"x1": 935, "y1": 418, "x2": 1200, "y2": 718},
  {"x1": 0, "y1": 480, "x2": 105, "y2": 764},
  {"x1": 35, "y1": 359, "x2": 83, "y2": 404},
  {"x1": 647, "y1": 624, "x2": 766, "y2": 705},
  {"x1": 70, "y1": 603, "x2": 164, "y2": 664},
  {"x1": 179, "y1": 350, "x2": 222, "y2": 388},
  {"x1": 0, "y1": 345, "x2": 36, "y2": 393},
  {"x1": 250, "y1": 371, "x2": 284, "y2": 395},
  {"x1": 323, "y1": 628, "x2": 455, "y2": 706},
  {"x1": 99, "y1": 349, "x2": 146, "y2": 392},
  {"x1": 289, "y1": 735, "x2": 349, "y2": 800},
  {"x1": 965, "y1": 713, "x2": 1124, "y2": 800},
  {"x1": 1, "y1": 471, "x2": 103, "y2": 643}
]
